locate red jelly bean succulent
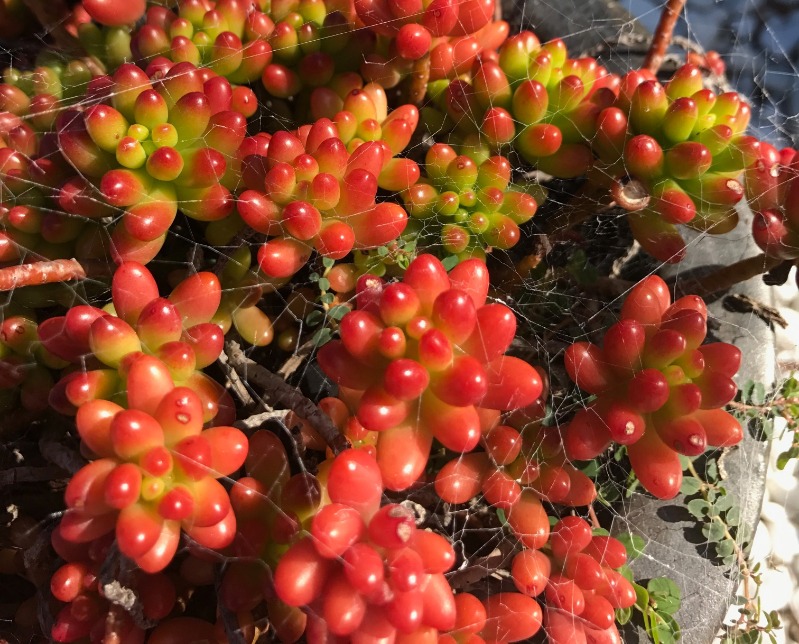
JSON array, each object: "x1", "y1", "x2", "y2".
[
  {"x1": 355, "y1": 0, "x2": 509, "y2": 87},
  {"x1": 536, "y1": 518, "x2": 633, "y2": 643},
  {"x1": 237, "y1": 111, "x2": 418, "y2": 279},
  {"x1": 746, "y1": 144, "x2": 799, "y2": 286},
  {"x1": 402, "y1": 144, "x2": 538, "y2": 258},
  {"x1": 55, "y1": 62, "x2": 255, "y2": 263},
  {"x1": 562, "y1": 275, "x2": 743, "y2": 499},
  {"x1": 602, "y1": 63, "x2": 756, "y2": 263},
  {"x1": 128, "y1": 0, "x2": 274, "y2": 84},
  {"x1": 431, "y1": 32, "x2": 617, "y2": 178},
  {"x1": 274, "y1": 449, "x2": 458, "y2": 639},
  {"x1": 1, "y1": 112, "x2": 109, "y2": 274},
  {"x1": 49, "y1": 530, "x2": 176, "y2": 642},
  {"x1": 0, "y1": 314, "x2": 65, "y2": 413},
  {"x1": 59, "y1": 365, "x2": 247, "y2": 571},
  {"x1": 318, "y1": 253, "x2": 543, "y2": 490},
  {"x1": 42, "y1": 261, "x2": 232, "y2": 423}
]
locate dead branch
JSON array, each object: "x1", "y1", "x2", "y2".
[{"x1": 225, "y1": 340, "x2": 350, "y2": 455}]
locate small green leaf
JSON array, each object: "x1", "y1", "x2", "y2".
[
  {"x1": 327, "y1": 305, "x2": 350, "y2": 321},
  {"x1": 715, "y1": 539, "x2": 735, "y2": 559},
  {"x1": 647, "y1": 578, "x2": 681, "y2": 601},
  {"x1": 680, "y1": 477, "x2": 702, "y2": 495},
  {"x1": 305, "y1": 310, "x2": 324, "y2": 327},
  {"x1": 496, "y1": 508, "x2": 508, "y2": 525},
  {"x1": 321, "y1": 257, "x2": 335, "y2": 269},
  {"x1": 376, "y1": 245, "x2": 389, "y2": 257},
  {"x1": 633, "y1": 582, "x2": 649, "y2": 608},
  {"x1": 312, "y1": 327, "x2": 333, "y2": 347},
  {"x1": 592, "y1": 527, "x2": 610, "y2": 537},
  {"x1": 615, "y1": 607, "x2": 632, "y2": 625},
  {"x1": 702, "y1": 521, "x2": 726, "y2": 542},
  {"x1": 309, "y1": 271, "x2": 320, "y2": 282},
  {"x1": 751, "y1": 382, "x2": 766, "y2": 405},
  {"x1": 656, "y1": 595, "x2": 681, "y2": 616},
  {"x1": 725, "y1": 506, "x2": 741, "y2": 526},
  {"x1": 777, "y1": 450, "x2": 794, "y2": 470},
  {"x1": 317, "y1": 277, "x2": 330, "y2": 291},
  {"x1": 651, "y1": 612, "x2": 681, "y2": 643},
  {"x1": 320, "y1": 292, "x2": 335, "y2": 305},
  {"x1": 713, "y1": 493, "x2": 734, "y2": 513},
  {"x1": 686, "y1": 498, "x2": 711, "y2": 519},
  {"x1": 617, "y1": 533, "x2": 646, "y2": 560},
  {"x1": 441, "y1": 255, "x2": 459, "y2": 270}
]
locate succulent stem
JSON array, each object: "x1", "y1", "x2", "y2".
[
  {"x1": 0, "y1": 258, "x2": 87, "y2": 291},
  {"x1": 643, "y1": 0, "x2": 688, "y2": 74},
  {"x1": 682, "y1": 252, "x2": 782, "y2": 299}
]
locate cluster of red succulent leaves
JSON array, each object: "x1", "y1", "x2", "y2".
[
  {"x1": 0, "y1": 0, "x2": 777, "y2": 639},
  {"x1": 7, "y1": 252, "x2": 737, "y2": 643}
]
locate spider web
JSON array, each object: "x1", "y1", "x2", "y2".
[{"x1": 0, "y1": 0, "x2": 797, "y2": 643}]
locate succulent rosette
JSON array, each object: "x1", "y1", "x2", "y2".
[
  {"x1": 0, "y1": 314, "x2": 65, "y2": 413},
  {"x1": 509, "y1": 516, "x2": 634, "y2": 643},
  {"x1": 355, "y1": 0, "x2": 509, "y2": 87},
  {"x1": 58, "y1": 366, "x2": 247, "y2": 572},
  {"x1": 1, "y1": 112, "x2": 110, "y2": 277},
  {"x1": 260, "y1": 0, "x2": 371, "y2": 98},
  {"x1": 123, "y1": 0, "x2": 275, "y2": 84},
  {"x1": 274, "y1": 449, "x2": 459, "y2": 639},
  {"x1": 562, "y1": 275, "x2": 743, "y2": 499},
  {"x1": 435, "y1": 404, "x2": 599, "y2": 513},
  {"x1": 746, "y1": 144, "x2": 799, "y2": 287},
  {"x1": 55, "y1": 62, "x2": 256, "y2": 264},
  {"x1": 402, "y1": 143, "x2": 538, "y2": 259},
  {"x1": 1, "y1": 57, "x2": 96, "y2": 126},
  {"x1": 599, "y1": 63, "x2": 757, "y2": 262},
  {"x1": 236, "y1": 111, "x2": 418, "y2": 279},
  {"x1": 428, "y1": 32, "x2": 617, "y2": 178},
  {"x1": 48, "y1": 531, "x2": 176, "y2": 642},
  {"x1": 317, "y1": 253, "x2": 543, "y2": 490},
  {"x1": 41, "y1": 262, "x2": 232, "y2": 422}
]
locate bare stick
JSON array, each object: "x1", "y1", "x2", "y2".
[
  {"x1": 643, "y1": 0, "x2": 688, "y2": 74},
  {"x1": 0, "y1": 258, "x2": 87, "y2": 291},
  {"x1": 226, "y1": 340, "x2": 350, "y2": 454},
  {"x1": 681, "y1": 253, "x2": 783, "y2": 299}
]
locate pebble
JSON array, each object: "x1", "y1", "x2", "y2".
[
  {"x1": 749, "y1": 520, "x2": 773, "y2": 565},
  {"x1": 759, "y1": 568, "x2": 795, "y2": 613},
  {"x1": 775, "y1": 308, "x2": 799, "y2": 356},
  {"x1": 772, "y1": 267, "x2": 799, "y2": 309}
]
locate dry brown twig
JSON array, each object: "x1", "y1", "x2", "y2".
[{"x1": 225, "y1": 340, "x2": 350, "y2": 454}]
